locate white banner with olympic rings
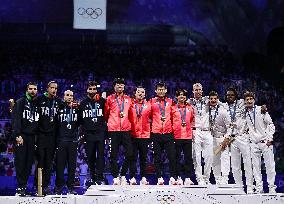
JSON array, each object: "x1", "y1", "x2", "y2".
[{"x1": 73, "y1": 0, "x2": 106, "y2": 30}]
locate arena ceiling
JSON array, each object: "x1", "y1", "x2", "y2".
[{"x1": 0, "y1": 0, "x2": 284, "y2": 52}]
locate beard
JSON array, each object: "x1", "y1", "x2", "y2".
[
  {"x1": 88, "y1": 93, "x2": 96, "y2": 99},
  {"x1": 227, "y1": 98, "x2": 235, "y2": 104},
  {"x1": 30, "y1": 93, "x2": 36, "y2": 98}
]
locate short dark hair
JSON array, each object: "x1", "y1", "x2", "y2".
[
  {"x1": 226, "y1": 87, "x2": 238, "y2": 96},
  {"x1": 175, "y1": 89, "x2": 188, "y2": 97},
  {"x1": 47, "y1": 81, "x2": 57, "y2": 88},
  {"x1": 113, "y1": 78, "x2": 126, "y2": 86},
  {"x1": 136, "y1": 85, "x2": 145, "y2": 90},
  {"x1": 155, "y1": 81, "x2": 167, "y2": 90},
  {"x1": 243, "y1": 91, "x2": 255, "y2": 99},
  {"x1": 209, "y1": 91, "x2": 218, "y2": 98},
  {"x1": 87, "y1": 81, "x2": 99, "y2": 88},
  {"x1": 133, "y1": 86, "x2": 146, "y2": 97},
  {"x1": 26, "y1": 82, "x2": 37, "y2": 90}
]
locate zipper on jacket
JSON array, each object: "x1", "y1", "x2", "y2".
[
  {"x1": 162, "y1": 119, "x2": 164, "y2": 134},
  {"x1": 120, "y1": 116, "x2": 122, "y2": 131}
]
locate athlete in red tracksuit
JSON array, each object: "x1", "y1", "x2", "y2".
[
  {"x1": 128, "y1": 86, "x2": 151, "y2": 185},
  {"x1": 150, "y1": 82, "x2": 176, "y2": 185},
  {"x1": 172, "y1": 89, "x2": 195, "y2": 185},
  {"x1": 104, "y1": 78, "x2": 132, "y2": 185}
]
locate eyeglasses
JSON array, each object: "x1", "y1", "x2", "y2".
[
  {"x1": 88, "y1": 88, "x2": 97, "y2": 90},
  {"x1": 66, "y1": 94, "x2": 73, "y2": 97}
]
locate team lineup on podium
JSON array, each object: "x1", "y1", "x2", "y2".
[{"x1": 11, "y1": 78, "x2": 276, "y2": 196}]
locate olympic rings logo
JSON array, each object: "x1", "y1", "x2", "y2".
[
  {"x1": 77, "y1": 7, "x2": 103, "y2": 19},
  {"x1": 156, "y1": 194, "x2": 175, "y2": 204}
]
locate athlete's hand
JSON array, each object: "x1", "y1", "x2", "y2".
[
  {"x1": 70, "y1": 101, "x2": 79, "y2": 108},
  {"x1": 16, "y1": 136, "x2": 24, "y2": 145},
  {"x1": 266, "y1": 140, "x2": 273, "y2": 147},
  {"x1": 261, "y1": 104, "x2": 267, "y2": 114}
]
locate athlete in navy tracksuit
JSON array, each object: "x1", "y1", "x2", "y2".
[
  {"x1": 36, "y1": 81, "x2": 62, "y2": 194},
  {"x1": 12, "y1": 82, "x2": 39, "y2": 196},
  {"x1": 54, "y1": 90, "x2": 80, "y2": 195},
  {"x1": 80, "y1": 81, "x2": 107, "y2": 185}
]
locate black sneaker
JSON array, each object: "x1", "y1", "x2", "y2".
[
  {"x1": 67, "y1": 188, "x2": 77, "y2": 195},
  {"x1": 43, "y1": 187, "x2": 53, "y2": 195},
  {"x1": 16, "y1": 187, "x2": 26, "y2": 197},
  {"x1": 94, "y1": 175, "x2": 107, "y2": 185},
  {"x1": 54, "y1": 186, "x2": 64, "y2": 195},
  {"x1": 94, "y1": 180, "x2": 106, "y2": 185},
  {"x1": 85, "y1": 179, "x2": 94, "y2": 188}
]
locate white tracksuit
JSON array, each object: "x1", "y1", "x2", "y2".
[
  {"x1": 245, "y1": 105, "x2": 276, "y2": 191},
  {"x1": 223, "y1": 100, "x2": 253, "y2": 189},
  {"x1": 189, "y1": 97, "x2": 213, "y2": 184},
  {"x1": 210, "y1": 105, "x2": 232, "y2": 184}
]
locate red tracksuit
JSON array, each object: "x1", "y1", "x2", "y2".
[
  {"x1": 150, "y1": 97, "x2": 176, "y2": 178},
  {"x1": 172, "y1": 103, "x2": 195, "y2": 139},
  {"x1": 150, "y1": 97, "x2": 173, "y2": 134},
  {"x1": 172, "y1": 102, "x2": 195, "y2": 178},
  {"x1": 129, "y1": 99, "x2": 151, "y2": 139},
  {"x1": 128, "y1": 99, "x2": 151, "y2": 178},
  {"x1": 104, "y1": 93, "x2": 132, "y2": 177},
  {"x1": 104, "y1": 93, "x2": 131, "y2": 131}
]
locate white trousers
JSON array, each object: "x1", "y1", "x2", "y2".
[
  {"x1": 194, "y1": 130, "x2": 213, "y2": 181},
  {"x1": 212, "y1": 137, "x2": 230, "y2": 182},
  {"x1": 250, "y1": 142, "x2": 276, "y2": 188},
  {"x1": 192, "y1": 141, "x2": 197, "y2": 171},
  {"x1": 231, "y1": 136, "x2": 253, "y2": 187}
]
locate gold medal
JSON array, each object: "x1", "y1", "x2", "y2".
[
  {"x1": 161, "y1": 116, "x2": 166, "y2": 122},
  {"x1": 181, "y1": 122, "x2": 186, "y2": 127},
  {"x1": 120, "y1": 112, "x2": 125, "y2": 118}
]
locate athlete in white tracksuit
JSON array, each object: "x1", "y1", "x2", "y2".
[
  {"x1": 244, "y1": 92, "x2": 276, "y2": 193},
  {"x1": 223, "y1": 88, "x2": 254, "y2": 193},
  {"x1": 209, "y1": 91, "x2": 232, "y2": 185},
  {"x1": 188, "y1": 83, "x2": 212, "y2": 185}
]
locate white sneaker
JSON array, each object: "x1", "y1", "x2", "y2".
[
  {"x1": 113, "y1": 177, "x2": 120, "y2": 185},
  {"x1": 120, "y1": 176, "x2": 129, "y2": 185},
  {"x1": 184, "y1": 178, "x2": 194, "y2": 185},
  {"x1": 203, "y1": 176, "x2": 210, "y2": 185},
  {"x1": 255, "y1": 186, "x2": 263, "y2": 194},
  {"x1": 269, "y1": 187, "x2": 277, "y2": 194},
  {"x1": 176, "y1": 177, "x2": 183, "y2": 185},
  {"x1": 129, "y1": 177, "x2": 137, "y2": 185},
  {"x1": 198, "y1": 178, "x2": 206, "y2": 185},
  {"x1": 157, "y1": 177, "x2": 164, "y2": 185},
  {"x1": 169, "y1": 177, "x2": 177, "y2": 185},
  {"x1": 140, "y1": 177, "x2": 149, "y2": 185},
  {"x1": 215, "y1": 176, "x2": 222, "y2": 185},
  {"x1": 220, "y1": 176, "x2": 228, "y2": 185},
  {"x1": 246, "y1": 186, "x2": 254, "y2": 194}
]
